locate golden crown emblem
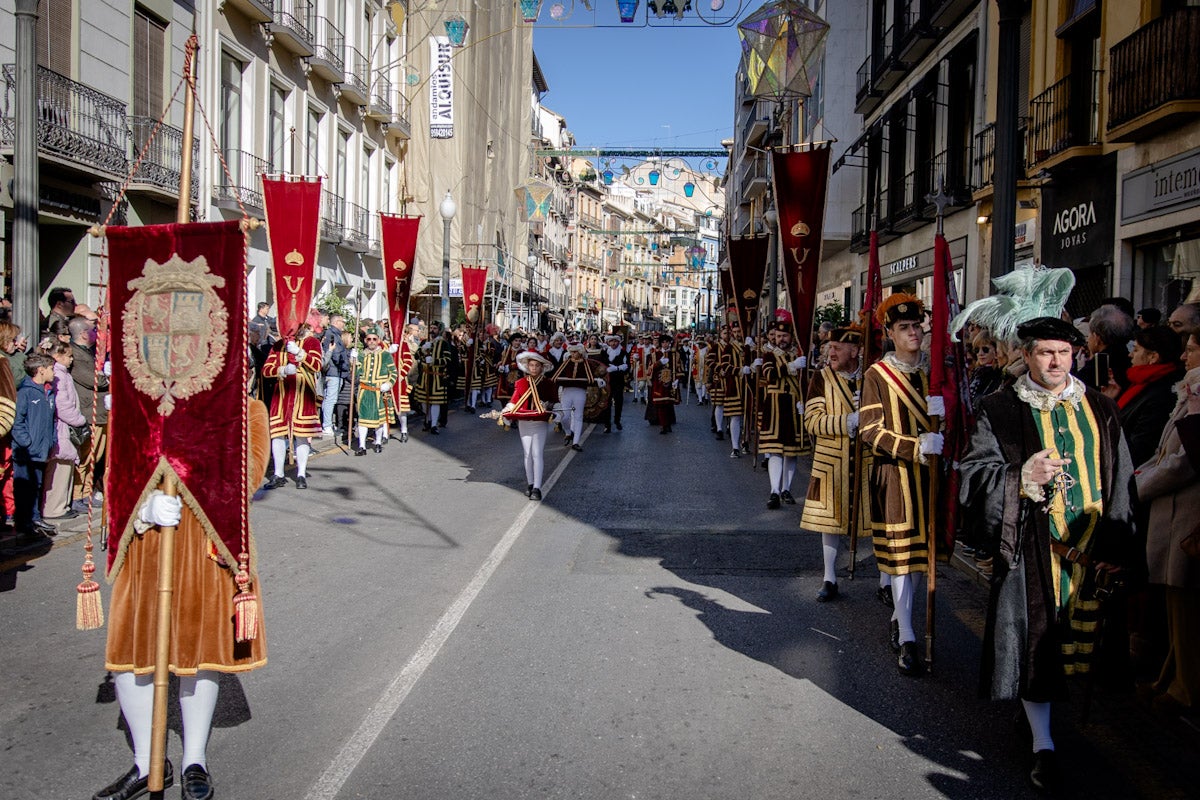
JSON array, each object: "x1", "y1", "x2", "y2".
[
  {"x1": 392, "y1": 258, "x2": 407, "y2": 272},
  {"x1": 284, "y1": 249, "x2": 305, "y2": 266},
  {"x1": 790, "y1": 221, "x2": 810, "y2": 237}
]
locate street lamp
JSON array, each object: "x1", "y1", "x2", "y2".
[
  {"x1": 599, "y1": 276, "x2": 608, "y2": 334},
  {"x1": 561, "y1": 274, "x2": 572, "y2": 330},
  {"x1": 439, "y1": 190, "x2": 456, "y2": 327}
]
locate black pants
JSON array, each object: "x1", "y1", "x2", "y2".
[{"x1": 608, "y1": 376, "x2": 625, "y2": 428}]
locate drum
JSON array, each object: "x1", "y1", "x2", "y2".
[{"x1": 583, "y1": 381, "x2": 612, "y2": 423}]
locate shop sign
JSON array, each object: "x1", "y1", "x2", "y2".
[
  {"x1": 1121, "y1": 146, "x2": 1200, "y2": 224},
  {"x1": 429, "y1": 37, "x2": 454, "y2": 139},
  {"x1": 885, "y1": 254, "x2": 919, "y2": 276},
  {"x1": 1041, "y1": 156, "x2": 1116, "y2": 268},
  {"x1": 880, "y1": 236, "x2": 968, "y2": 286},
  {"x1": 1014, "y1": 218, "x2": 1037, "y2": 248}
]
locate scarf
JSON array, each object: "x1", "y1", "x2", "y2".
[{"x1": 1117, "y1": 362, "x2": 1179, "y2": 409}]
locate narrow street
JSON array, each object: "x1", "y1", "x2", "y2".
[{"x1": 2, "y1": 400, "x2": 1196, "y2": 800}]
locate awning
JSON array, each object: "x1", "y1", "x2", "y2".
[{"x1": 1056, "y1": 0, "x2": 1098, "y2": 38}]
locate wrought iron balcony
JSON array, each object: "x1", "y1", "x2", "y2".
[
  {"x1": 0, "y1": 64, "x2": 128, "y2": 179},
  {"x1": 739, "y1": 156, "x2": 768, "y2": 200},
  {"x1": 386, "y1": 89, "x2": 411, "y2": 140},
  {"x1": 213, "y1": 148, "x2": 270, "y2": 211},
  {"x1": 1108, "y1": 8, "x2": 1200, "y2": 141},
  {"x1": 342, "y1": 199, "x2": 369, "y2": 252},
  {"x1": 320, "y1": 189, "x2": 344, "y2": 242},
  {"x1": 269, "y1": 2, "x2": 315, "y2": 57},
  {"x1": 1027, "y1": 71, "x2": 1102, "y2": 166},
  {"x1": 855, "y1": 54, "x2": 883, "y2": 114},
  {"x1": 366, "y1": 73, "x2": 392, "y2": 120},
  {"x1": 127, "y1": 116, "x2": 199, "y2": 202},
  {"x1": 308, "y1": 18, "x2": 345, "y2": 84},
  {"x1": 741, "y1": 104, "x2": 770, "y2": 146},
  {"x1": 220, "y1": 0, "x2": 273, "y2": 23},
  {"x1": 973, "y1": 122, "x2": 996, "y2": 189},
  {"x1": 340, "y1": 46, "x2": 369, "y2": 105},
  {"x1": 897, "y1": 0, "x2": 937, "y2": 64}
]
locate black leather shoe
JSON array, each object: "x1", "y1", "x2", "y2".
[
  {"x1": 571, "y1": 443, "x2": 583, "y2": 451},
  {"x1": 526, "y1": 484, "x2": 533, "y2": 497},
  {"x1": 889, "y1": 619, "x2": 901, "y2": 653},
  {"x1": 354, "y1": 447, "x2": 367, "y2": 456},
  {"x1": 180, "y1": 763, "x2": 214, "y2": 800},
  {"x1": 399, "y1": 432, "x2": 409, "y2": 443},
  {"x1": 429, "y1": 426, "x2": 439, "y2": 435},
  {"x1": 529, "y1": 488, "x2": 542, "y2": 501},
  {"x1": 897, "y1": 641, "x2": 924, "y2": 676},
  {"x1": 767, "y1": 493, "x2": 781, "y2": 509},
  {"x1": 295, "y1": 476, "x2": 307, "y2": 490},
  {"x1": 32, "y1": 520, "x2": 58, "y2": 536},
  {"x1": 780, "y1": 490, "x2": 796, "y2": 505},
  {"x1": 1029, "y1": 749, "x2": 1060, "y2": 794},
  {"x1": 715, "y1": 431, "x2": 724, "y2": 440},
  {"x1": 92, "y1": 760, "x2": 173, "y2": 800},
  {"x1": 264, "y1": 476, "x2": 287, "y2": 489},
  {"x1": 730, "y1": 449, "x2": 741, "y2": 458},
  {"x1": 373, "y1": 444, "x2": 383, "y2": 453},
  {"x1": 877, "y1": 586, "x2": 895, "y2": 609},
  {"x1": 615, "y1": 422, "x2": 622, "y2": 430},
  {"x1": 603, "y1": 426, "x2": 611, "y2": 434},
  {"x1": 816, "y1": 581, "x2": 839, "y2": 602}
]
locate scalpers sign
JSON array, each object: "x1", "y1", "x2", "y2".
[{"x1": 430, "y1": 36, "x2": 453, "y2": 139}]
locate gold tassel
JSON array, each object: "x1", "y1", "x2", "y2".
[
  {"x1": 76, "y1": 547, "x2": 104, "y2": 631},
  {"x1": 233, "y1": 551, "x2": 257, "y2": 642}
]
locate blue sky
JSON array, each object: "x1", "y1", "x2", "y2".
[{"x1": 532, "y1": 24, "x2": 744, "y2": 151}]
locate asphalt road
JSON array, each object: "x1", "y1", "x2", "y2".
[{"x1": 1, "y1": 399, "x2": 1196, "y2": 799}]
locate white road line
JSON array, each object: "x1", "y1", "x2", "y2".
[{"x1": 304, "y1": 425, "x2": 591, "y2": 800}]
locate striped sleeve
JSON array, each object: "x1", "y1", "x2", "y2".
[
  {"x1": 860, "y1": 366, "x2": 919, "y2": 463},
  {"x1": 804, "y1": 370, "x2": 847, "y2": 439}
]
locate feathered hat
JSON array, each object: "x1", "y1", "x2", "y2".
[
  {"x1": 950, "y1": 266, "x2": 1076, "y2": 344},
  {"x1": 769, "y1": 307, "x2": 794, "y2": 334},
  {"x1": 876, "y1": 293, "x2": 924, "y2": 327}
]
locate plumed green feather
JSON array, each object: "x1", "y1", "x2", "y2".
[{"x1": 951, "y1": 267, "x2": 1076, "y2": 343}]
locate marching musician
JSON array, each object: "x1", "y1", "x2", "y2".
[
  {"x1": 631, "y1": 334, "x2": 653, "y2": 404},
  {"x1": 645, "y1": 335, "x2": 683, "y2": 435},
  {"x1": 262, "y1": 323, "x2": 323, "y2": 490},
  {"x1": 552, "y1": 342, "x2": 606, "y2": 451},
  {"x1": 712, "y1": 316, "x2": 751, "y2": 457},
  {"x1": 353, "y1": 330, "x2": 397, "y2": 455},
  {"x1": 500, "y1": 350, "x2": 560, "y2": 501}
]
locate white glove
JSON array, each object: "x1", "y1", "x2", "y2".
[
  {"x1": 790, "y1": 356, "x2": 807, "y2": 370},
  {"x1": 741, "y1": 366, "x2": 752, "y2": 375},
  {"x1": 752, "y1": 358, "x2": 764, "y2": 368},
  {"x1": 467, "y1": 338, "x2": 474, "y2": 345},
  {"x1": 499, "y1": 365, "x2": 509, "y2": 373},
  {"x1": 139, "y1": 490, "x2": 182, "y2": 528},
  {"x1": 102, "y1": 361, "x2": 112, "y2": 377},
  {"x1": 380, "y1": 381, "x2": 392, "y2": 393},
  {"x1": 425, "y1": 356, "x2": 433, "y2": 364},
  {"x1": 501, "y1": 403, "x2": 516, "y2": 415},
  {"x1": 350, "y1": 348, "x2": 359, "y2": 361},
  {"x1": 421, "y1": 341, "x2": 431, "y2": 351},
  {"x1": 745, "y1": 336, "x2": 755, "y2": 347},
  {"x1": 103, "y1": 394, "x2": 112, "y2": 411},
  {"x1": 918, "y1": 432, "x2": 944, "y2": 456},
  {"x1": 389, "y1": 343, "x2": 399, "y2": 354},
  {"x1": 283, "y1": 364, "x2": 298, "y2": 376},
  {"x1": 925, "y1": 395, "x2": 946, "y2": 418},
  {"x1": 797, "y1": 401, "x2": 805, "y2": 413},
  {"x1": 286, "y1": 341, "x2": 301, "y2": 355},
  {"x1": 846, "y1": 411, "x2": 860, "y2": 437},
  {"x1": 619, "y1": 364, "x2": 628, "y2": 371},
  {"x1": 672, "y1": 380, "x2": 679, "y2": 390},
  {"x1": 660, "y1": 357, "x2": 669, "y2": 365},
  {"x1": 596, "y1": 379, "x2": 606, "y2": 389},
  {"x1": 607, "y1": 365, "x2": 617, "y2": 373}
]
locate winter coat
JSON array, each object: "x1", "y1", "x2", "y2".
[
  {"x1": 12, "y1": 376, "x2": 57, "y2": 463},
  {"x1": 50, "y1": 362, "x2": 88, "y2": 462},
  {"x1": 70, "y1": 342, "x2": 109, "y2": 425}
]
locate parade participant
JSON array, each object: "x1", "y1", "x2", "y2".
[
  {"x1": 645, "y1": 336, "x2": 683, "y2": 434},
  {"x1": 353, "y1": 331, "x2": 398, "y2": 455},
  {"x1": 585, "y1": 333, "x2": 603, "y2": 360},
  {"x1": 416, "y1": 321, "x2": 452, "y2": 434},
  {"x1": 755, "y1": 310, "x2": 806, "y2": 509},
  {"x1": 960, "y1": 317, "x2": 1135, "y2": 793},
  {"x1": 801, "y1": 325, "x2": 874, "y2": 603},
  {"x1": 601, "y1": 333, "x2": 629, "y2": 433},
  {"x1": 93, "y1": 400, "x2": 271, "y2": 800},
  {"x1": 477, "y1": 324, "x2": 502, "y2": 408},
  {"x1": 692, "y1": 335, "x2": 711, "y2": 405},
  {"x1": 500, "y1": 351, "x2": 559, "y2": 501},
  {"x1": 631, "y1": 334, "x2": 652, "y2": 404},
  {"x1": 712, "y1": 319, "x2": 751, "y2": 456},
  {"x1": 860, "y1": 294, "x2": 944, "y2": 676},
  {"x1": 552, "y1": 343, "x2": 605, "y2": 451},
  {"x1": 495, "y1": 332, "x2": 526, "y2": 405},
  {"x1": 262, "y1": 323, "x2": 322, "y2": 490},
  {"x1": 545, "y1": 332, "x2": 567, "y2": 368},
  {"x1": 390, "y1": 324, "x2": 418, "y2": 443},
  {"x1": 455, "y1": 324, "x2": 478, "y2": 413}
]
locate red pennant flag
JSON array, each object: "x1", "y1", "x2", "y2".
[
  {"x1": 461, "y1": 264, "x2": 489, "y2": 325},
  {"x1": 104, "y1": 221, "x2": 249, "y2": 577},
  {"x1": 262, "y1": 176, "x2": 322, "y2": 337},
  {"x1": 930, "y1": 231, "x2": 968, "y2": 553},
  {"x1": 772, "y1": 145, "x2": 831, "y2": 353},
  {"x1": 727, "y1": 234, "x2": 771, "y2": 334},
  {"x1": 863, "y1": 230, "x2": 883, "y2": 363},
  {"x1": 380, "y1": 214, "x2": 421, "y2": 337}
]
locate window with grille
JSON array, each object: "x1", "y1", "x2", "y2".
[{"x1": 132, "y1": 8, "x2": 166, "y2": 118}]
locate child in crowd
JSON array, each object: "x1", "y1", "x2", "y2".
[{"x1": 12, "y1": 353, "x2": 57, "y2": 537}]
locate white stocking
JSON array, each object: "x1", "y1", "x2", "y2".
[
  {"x1": 114, "y1": 671, "x2": 154, "y2": 777},
  {"x1": 730, "y1": 416, "x2": 743, "y2": 449},
  {"x1": 271, "y1": 438, "x2": 287, "y2": 477},
  {"x1": 767, "y1": 455, "x2": 783, "y2": 494},
  {"x1": 179, "y1": 671, "x2": 220, "y2": 770},
  {"x1": 714, "y1": 406, "x2": 725, "y2": 432},
  {"x1": 294, "y1": 439, "x2": 311, "y2": 477},
  {"x1": 1022, "y1": 699, "x2": 1055, "y2": 753},
  {"x1": 374, "y1": 427, "x2": 385, "y2": 445},
  {"x1": 357, "y1": 425, "x2": 368, "y2": 450},
  {"x1": 821, "y1": 533, "x2": 841, "y2": 584},
  {"x1": 879, "y1": 571, "x2": 892, "y2": 589},
  {"x1": 399, "y1": 415, "x2": 408, "y2": 434},
  {"x1": 891, "y1": 573, "x2": 919, "y2": 644},
  {"x1": 429, "y1": 404, "x2": 442, "y2": 428},
  {"x1": 783, "y1": 457, "x2": 796, "y2": 491},
  {"x1": 518, "y1": 420, "x2": 547, "y2": 488},
  {"x1": 469, "y1": 389, "x2": 480, "y2": 408}
]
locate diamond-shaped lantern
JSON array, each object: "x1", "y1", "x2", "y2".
[
  {"x1": 516, "y1": 180, "x2": 555, "y2": 222},
  {"x1": 445, "y1": 16, "x2": 469, "y2": 47},
  {"x1": 519, "y1": 0, "x2": 543, "y2": 22},
  {"x1": 737, "y1": 0, "x2": 829, "y2": 100}
]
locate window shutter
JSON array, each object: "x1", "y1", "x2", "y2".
[
  {"x1": 132, "y1": 10, "x2": 166, "y2": 118},
  {"x1": 37, "y1": 0, "x2": 73, "y2": 76}
]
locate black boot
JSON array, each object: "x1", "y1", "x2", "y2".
[
  {"x1": 816, "y1": 581, "x2": 839, "y2": 602},
  {"x1": 897, "y1": 641, "x2": 924, "y2": 676}
]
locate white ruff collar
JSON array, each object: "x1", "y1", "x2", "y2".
[
  {"x1": 881, "y1": 351, "x2": 927, "y2": 374},
  {"x1": 1014, "y1": 373, "x2": 1085, "y2": 411},
  {"x1": 837, "y1": 366, "x2": 862, "y2": 381}
]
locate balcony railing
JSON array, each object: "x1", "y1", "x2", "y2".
[
  {"x1": 1108, "y1": 8, "x2": 1200, "y2": 133},
  {"x1": 270, "y1": 2, "x2": 315, "y2": 57},
  {"x1": 973, "y1": 122, "x2": 995, "y2": 189},
  {"x1": 341, "y1": 46, "x2": 369, "y2": 105},
  {"x1": 343, "y1": 199, "x2": 369, "y2": 251},
  {"x1": 128, "y1": 116, "x2": 198, "y2": 200},
  {"x1": 309, "y1": 19, "x2": 345, "y2": 83},
  {"x1": 213, "y1": 148, "x2": 271, "y2": 210},
  {"x1": 367, "y1": 74, "x2": 392, "y2": 120},
  {"x1": 580, "y1": 212, "x2": 602, "y2": 229},
  {"x1": 1027, "y1": 71, "x2": 1102, "y2": 165},
  {"x1": 741, "y1": 104, "x2": 770, "y2": 146},
  {"x1": 0, "y1": 64, "x2": 128, "y2": 178},
  {"x1": 321, "y1": 189, "x2": 344, "y2": 242}
]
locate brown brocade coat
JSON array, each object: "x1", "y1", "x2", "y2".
[{"x1": 105, "y1": 401, "x2": 271, "y2": 675}]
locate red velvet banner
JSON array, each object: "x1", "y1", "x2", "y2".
[
  {"x1": 104, "y1": 221, "x2": 248, "y2": 577},
  {"x1": 718, "y1": 251, "x2": 736, "y2": 318},
  {"x1": 726, "y1": 234, "x2": 770, "y2": 334},
  {"x1": 461, "y1": 264, "x2": 489, "y2": 325},
  {"x1": 263, "y1": 176, "x2": 321, "y2": 337},
  {"x1": 771, "y1": 145, "x2": 831, "y2": 353},
  {"x1": 380, "y1": 214, "x2": 421, "y2": 338}
]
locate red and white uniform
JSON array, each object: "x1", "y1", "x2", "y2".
[{"x1": 263, "y1": 335, "x2": 323, "y2": 438}]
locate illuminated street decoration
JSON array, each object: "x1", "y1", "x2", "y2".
[
  {"x1": 737, "y1": 0, "x2": 829, "y2": 100},
  {"x1": 444, "y1": 16, "x2": 469, "y2": 46}
]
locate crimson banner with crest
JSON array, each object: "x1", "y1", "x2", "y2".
[
  {"x1": 727, "y1": 234, "x2": 770, "y2": 335},
  {"x1": 771, "y1": 144, "x2": 831, "y2": 353},
  {"x1": 461, "y1": 264, "x2": 488, "y2": 325},
  {"x1": 380, "y1": 214, "x2": 420, "y2": 338},
  {"x1": 104, "y1": 221, "x2": 248, "y2": 578},
  {"x1": 262, "y1": 176, "x2": 321, "y2": 337}
]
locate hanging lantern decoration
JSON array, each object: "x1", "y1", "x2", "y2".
[
  {"x1": 445, "y1": 16, "x2": 469, "y2": 47},
  {"x1": 683, "y1": 181, "x2": 695, "y2": 197},
  {"x1": 737, "y1": 0, "x2": 829, "y2": 100},
  {"x1": 515, "y1": 179, "x2": 555, "y2": 222},
  {"x1": 519, "y1": 0, "x2": 543, "y2": 22},
  {"x1": 550, "y1": 2, "x2": 568, "y2": 19},
  {"x1": 602, "y1": 169, "x2": 614, "y2": 185},
  {"x1": 617, "y1": 0, "x2": 640, "y2": 22},
  {"x1": 648, "y1": 169, "x2": 660, "y2": 186}
]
